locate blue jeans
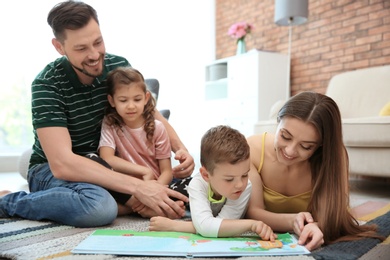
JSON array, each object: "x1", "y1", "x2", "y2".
[{"x1": 0, "y1": 163, "x2": 118, "y2": 227}]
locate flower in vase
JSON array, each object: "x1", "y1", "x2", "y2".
[{"x1": 228, "y1": 22, "x2": 254, "y2": 42}]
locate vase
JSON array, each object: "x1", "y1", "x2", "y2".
[{"x1": 236, "y1": 38, "x2": 246, "y2": 55}]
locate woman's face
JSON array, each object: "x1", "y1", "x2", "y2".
[{"x1": 274, "y1": 117, "x2": 321, "y2": 166}]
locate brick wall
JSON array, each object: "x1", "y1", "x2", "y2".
[{"x1": 216, "y1": 0, "x2": 390, "y2": 95}]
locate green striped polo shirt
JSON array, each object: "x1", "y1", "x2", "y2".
[{"x1": 29, "y1": 53, "x2": 130, "y2": 168}]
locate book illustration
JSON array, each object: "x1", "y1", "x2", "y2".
[
  {"x1": 257, "y1": 240, "x2": 283, "y2": 249},
  {"x1": 72, "y1": 230, "x2": 310, "y2": 257}
]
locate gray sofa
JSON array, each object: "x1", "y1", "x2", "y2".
[{"x1": 254, "y1": 65, "x2": 390, "y2": 177}]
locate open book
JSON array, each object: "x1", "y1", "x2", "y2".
[{"x1": 72, "y1": 230, "x2": 310, "y2": 257}]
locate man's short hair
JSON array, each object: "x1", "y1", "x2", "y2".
[{"x1": 47, "y1": 0, "x2": 99, "y2": 42}]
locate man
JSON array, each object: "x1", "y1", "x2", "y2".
[{"x1": 0, "y1": 0, "x2": 194, "y2": 227}]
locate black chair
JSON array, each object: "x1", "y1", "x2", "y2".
[{"x1": 145, "y1": 78, "x2": 170, "y2": 120}]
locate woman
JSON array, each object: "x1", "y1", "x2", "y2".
[{"x1": 246, "y1": 91, "x2": 383, "y2": 250}]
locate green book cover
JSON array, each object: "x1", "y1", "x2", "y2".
[{"x1": 72, "y1": 229, "x2": 310, "y2": 257}]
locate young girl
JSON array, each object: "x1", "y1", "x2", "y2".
[
  {"x1": 246, "y1": 91, "x2": 384, "y2": 250},
  {"x1": 98, "y1": 67, "x2": 180, "y2": 217}
]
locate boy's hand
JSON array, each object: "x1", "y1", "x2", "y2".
[
  {"x1": 149, "y1": 216, "x2": 174, "y2": 231},
  {"x1": 251, "y1": 221, "x2": 277, "y2": 241}
]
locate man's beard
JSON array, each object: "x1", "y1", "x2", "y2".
[{"x1": 69, "y1": 55, "x2": 104, "y2": 79}]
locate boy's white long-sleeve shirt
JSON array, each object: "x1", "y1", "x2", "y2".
[{"x1": 188, "y1": 173, "x2": 252, "y2": 237}]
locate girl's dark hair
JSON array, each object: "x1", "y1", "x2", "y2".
[
  {"x1": 47, "y1": 0, "x2": 99, "y2": 42},
  {"x1": 105, "y1": 67, "x2": 156, "y2": 144},
  {"x1": 277, "y1": 91, "x2": 383, "y2": 244}
]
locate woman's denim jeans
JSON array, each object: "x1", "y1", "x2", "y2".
[{"x1": 0, "y1": 163, "x2": 118, "y2": 227}]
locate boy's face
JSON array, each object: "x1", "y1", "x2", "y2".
[
  {"x1": 52, "y1": 19, "x2": 106, "y2": 85},
  {"x1": 201, "y1": 159, "x2": 250, "y2": 201}
]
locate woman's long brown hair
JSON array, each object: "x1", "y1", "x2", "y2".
[{"x1": 277, "y1": 91, "x2": 384, "y2": 244}]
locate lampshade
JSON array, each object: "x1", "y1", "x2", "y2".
[{"x1": 274, "y1": 0, "x2": 308, "y2": 26}]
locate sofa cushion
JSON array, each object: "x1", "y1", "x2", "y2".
[
  {"x1": 342, "y1": 116, "x2": 390, "y2": 147},
  {"x1": 347, "y1": 147, "x2": 390, "y2": 177},
  {"x1": 326, "y1": 65, "x2": 390, "y2": 118}
]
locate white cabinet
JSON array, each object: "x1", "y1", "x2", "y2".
[{"x1": 204, "y1": 50, "x2": 288, "y2": 137}]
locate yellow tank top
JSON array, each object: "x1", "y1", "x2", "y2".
[{"x1": 258, "y1": 132, "x2": 311, "y2": 213}]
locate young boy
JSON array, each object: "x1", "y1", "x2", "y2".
[{"x1": 149, "y1": 125, "x2": 276, "y2": 240}]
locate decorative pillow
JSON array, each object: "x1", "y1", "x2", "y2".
[{"x1": 379, "y1": 102, "x2": 390, "y2": 116}]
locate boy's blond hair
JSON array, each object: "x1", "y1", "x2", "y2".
[{"x1": 200, "y1": 125, "x2": 249, "y2": 174}]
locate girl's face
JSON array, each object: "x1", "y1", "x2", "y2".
[
  {"x1": 274, "y1": 117, "x2": 321, "y2": 166},
  {"x1": 200, "y1": 159, "x2": 250, "y2": 201},
  {"x1": 108, "y1": 83, "x2": 150, "y2": 128}
]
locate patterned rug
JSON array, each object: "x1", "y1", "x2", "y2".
[{"x1": 1, "y1": 203, "x2": 389, "y2": 260}]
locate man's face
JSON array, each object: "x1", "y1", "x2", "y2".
[{"x1": 53, "y1": 19, "x2": 106, "y2": 85}]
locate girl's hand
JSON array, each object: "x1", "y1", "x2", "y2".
[
  {"x1": 298, "y1": 222, "x2": 324, "y2": 251},
  {"x1": 172, "y1": 149, "x2": 195, "y2": 178},
  {"x1": 251, "y1": 221, "x2": 277, "y2": 241},
  {"x1": 129, "y1": 197, "x2": 145, "y2": 213},
  {"x1": 142, "y1": 168, "x2": 155, "y2": 181},
  {"x1": 293, "y1": 212, "x2": 314, "y2": 236}
]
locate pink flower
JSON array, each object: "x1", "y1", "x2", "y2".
[{"x1": 228, "y1": 22, "x2": 254, "y2": 40}]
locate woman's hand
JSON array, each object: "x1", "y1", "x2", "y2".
[
  {"x1": 292, "y1": 212, "x2": 314, "y2": 235},
  {"x1": 298, "y1": 222, "x2": 324, "y2": 251},
  {"x1": 172, "y1": 149, "x2": 195, "y2": 178}
]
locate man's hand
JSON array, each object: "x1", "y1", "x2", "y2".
[
  {"x1": 133, "y1": 180, "x2": 188, "y2": 219},
  {"x1": 172, "y1": 149, "x2": 195, "y2": 178},
  {"x1": 298, "y1": 222, "x2": 324, "y2": 251}
]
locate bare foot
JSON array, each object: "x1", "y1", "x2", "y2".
[
  {"x1": 0, "y1": 190, "x2": 12, "y2": 198},
  {"x1": 149, "y1": 216, "x2": 175, "y2": 231}
]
